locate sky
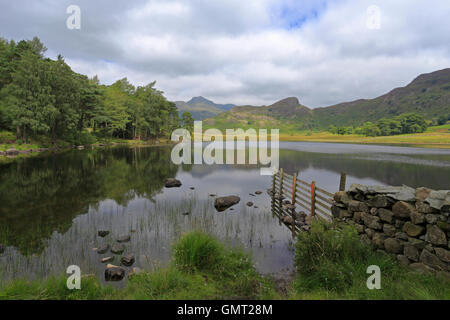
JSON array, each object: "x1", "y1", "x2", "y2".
[{"x1": 1, "y1": 0, "x2": 449, "y2": 107}]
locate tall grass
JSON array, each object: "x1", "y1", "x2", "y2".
[
  {"x1": 0, "y1": 231, "x2": 277, "y2": 300},
  {"x1": 293, "y1": 220, "x2": 450, "y2": 299}
]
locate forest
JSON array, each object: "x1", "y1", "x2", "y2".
[{"x1": 0, "y1": 37, "x2": 194, "y2": 146}]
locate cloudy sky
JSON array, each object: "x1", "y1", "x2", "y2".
[{"x1": 1, "y1": 0, "x2": 449, "y2": 107}]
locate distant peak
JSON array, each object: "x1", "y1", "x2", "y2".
[
  {"x1": 270, "y1": 97, "x2": 300, "y2": 108},
  {"x1": 188, "y1": 96, "x2": 213, "y2": 104}
]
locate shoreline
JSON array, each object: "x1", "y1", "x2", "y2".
[{"x1": 0, "y1": 140, "x2": 175, "y2": 163}]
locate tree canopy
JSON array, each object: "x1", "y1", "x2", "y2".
[{"x1": 0, "y1": 37, "x2": 186, "y2": 144}]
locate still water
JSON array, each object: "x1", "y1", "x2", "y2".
[{"x1": 0, "y1": 142, "x2": 449, "y2": 282}]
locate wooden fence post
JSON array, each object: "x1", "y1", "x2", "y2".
[
  {"x1": 279, "y1": 168, "x2": 284, "y2": 198},
  {"x1": 311, "y1": 181, "x2": 316, "y2": 216},
  {"x1": 339, "y1": 172, "x2": 347, "y2": 191},
  {"x1": 291, "y1": 173, "x2": 297, "y2": 237}
]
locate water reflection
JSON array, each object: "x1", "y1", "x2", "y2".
[{"x1": 0, "y1": 142, "x2": 449, "y2": 282}]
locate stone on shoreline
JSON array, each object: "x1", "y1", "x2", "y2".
[
  {"x1": 164, "y1": 178, "x2": 182, "y2": 188},
  {"x1": 214, "y1": 196, "x2": 240, "y2": 212}
]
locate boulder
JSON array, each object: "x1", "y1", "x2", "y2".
[
  {"x1": 426, "y1": 225, "x2": 447, "y2": 246},
  {"x1": 105, "y1": 265, "x2": 125, "y2": 281},
  {"x1": 214, "y1": 196, "x2": 240, "y2": 212},
  {"x1": 410, "y1": 262, "x2": 435, "y2": 274},
  {"x1": 361, "y1": 212, "x2": 382, "y2": 230},
  {"x1": 383, "y1": 224, "x2": 396, "y2": 237},
  {"x1": 395, "y1": 232, "x2": 408, "y2": 241},
  {"x1": 403, "y1": 244, "x2": 419, "y2": 262},
  {"x1": 367, "y1": 195, "x2": 390, "y2": 208},
  {"x1": 365, "y1": 185, "x2": 416, "y2": 201},
  {"x1": 392, "y1": 201, "x2": 415, "y2": 219},
  {"x1": 365, "y1": 228, "x2": 375, "y2": 239},
  {"x1": 117, "y1": 235, "x2": 131, "y2": 243},
  {"x1": 396, "y1": 255, "x2": 410, "y2": 267},
  {"x1": 408, "y1": 237, "x2": 426, "y2": 250},
  {"x1": 420, "y1": 250, "x2": 447, "y2": 270},
  {"x1": 348, "y1": 201, "x2": 368, "y2": 213},
  {"x1": 246, "y1": 202, "x2": 254, "y2": 207},
  {"x1": 372, "y1": 232, "x2": 387, "y2": 249},
  {"x1": 121, "y1": 254, "x2": 135, "y2": 267},
  {"x1": 282, "y1": 216, "x2": 294, "y2": 225},
  {"x1": 425, "y1": 190, "x2": 450, "y2": 211},
  {"x1": 402, "y1": 222, "x2": 425, "y2": 237},
  {"x1": 384, "y1": 238, "x2": 403, "y2": 254},
  {"x1": 97, "y1": 244, "x2": 109, "y2": 254},
  {"x1": 415, "y1": 187, "x2": 432, "y2": 202},
  {"x1": 410, "y1": 210, "x2": 425, "y2": 225},
  {"x1": 378, "y1": 208, "x2": 394, "y2": 223},
  {"x1": 164, "y1": 178, "x2": 182, "y2": 188},
  {"x1": 437, "y1": 221, "x2": 450, "y2": 232},
  {"x1": 331, "y1": 205, "x2": 351, "y2": 218},
  {"x1": 333, "y1": 191, "x2": 351, "y2": 205},
  {"x1": 255, "y1": 191, "x2": 263, "y2": 195},
  {"x1": 416, "y1": 201, "x2": 432, "y2": 214},
  {"x1": 355, "y1": 224, "x2": 365, "y2": 234},
  {"x1": 434, "y1": 247, "x2": 450, "y2": 264},
  {"x1": 100, "y1": 256, "x2": 114, "y2": 263},
  {"x1": 425, "y1": 214, "x2": 438, "y2": 224},
  {"x1": 98, "y1": 230, "x2": 110, "y2": 237},
  {"x1": 111, "y1": 243, "x2": 125, "y2": 254}
]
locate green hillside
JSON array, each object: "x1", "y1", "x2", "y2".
[{"x1": 204, "y1": 68, "x2": 450, "y2": 131}]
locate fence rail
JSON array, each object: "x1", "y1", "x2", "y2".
[{"x1": 270, "y1": 169, "x2": 346, "y2": 237}]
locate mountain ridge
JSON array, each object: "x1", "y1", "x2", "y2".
[{"x1": 204, "y1": 68, "x2": 450, "y2": 130}]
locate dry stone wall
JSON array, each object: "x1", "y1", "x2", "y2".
[{"x1": 332, "y1": 184, "x2": 450, "y2": 275}]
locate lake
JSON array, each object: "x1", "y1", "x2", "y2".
[{"x1": 1, "y1": 142, "x2": 449, "y2": 283}]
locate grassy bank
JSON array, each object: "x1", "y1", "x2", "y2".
[
  {"x1": 0, "y1": 231, "x2": 277, "y2": 300},
  {"x1": 1, "y1": 227, "x2": 448, "y2": 300},
  {"x1": 279, "y1": 124, "x2": 450, "y2": 148},
  {"x1": 291, "y1": 221, "x2": 450, "y2": 299}
]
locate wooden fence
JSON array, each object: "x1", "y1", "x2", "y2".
[{"x1": 270, "y1": 169, "x2": 346, "y2": 237}]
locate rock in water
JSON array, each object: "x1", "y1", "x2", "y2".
[
  {"x1": 164, "y1": 178, "x2": 182, "y2": 188},
  {"x1": 214, "y1": 196, "x2": 240, "y2": 212},
  {"x1": 105, "y1": 265, "x2": 125, "y2": 281},
  {"x1": 117, "y1": 235, "x2": 131, "y2": 243},
  {"x1": 247, "y1": 202, "x2": 254, "y2": 207},
  {"x1": 101, "y1": 256, "x2": 114, "y2": 263},
  {"x1": 255, "y1": 191, "x2": 262, "y2": 195},
  {"x1": 121, "y1": 254, "x2": 135, "y2": 267},
  {"x1": 98, "y1": 230, "x2": 110, "y2": 237},
  {"x1": 111, "y1": 243, "x2": 125, "y2": 254},
  {"x1": 97, "y1": 244, "x2": 110, "y2": 254}
]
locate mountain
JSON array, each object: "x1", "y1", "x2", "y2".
[
  {"x1": 175, "y1": 96, "x2": 235, "y2": 120},
  {"x1": 204, "y1": 68, "x2": 450, "y2": 130}
]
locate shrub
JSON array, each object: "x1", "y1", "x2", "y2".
[
  {"x1": 294, "y1": 220, "x2": 388, "y2": 292},
  {"x1": 0, "y1": 131, "x2": 15, "y2": 143},
  {"x1": 173, "y1": 230, "x2": 224, "y2": 273}
]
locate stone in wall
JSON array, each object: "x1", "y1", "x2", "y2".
[{"x1": 333, "y1": 184, "x2": 450, "y2": 275}]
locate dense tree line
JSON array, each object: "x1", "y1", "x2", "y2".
[
  {"x1": 328, "y1": 113, "x2": 430, "y2": 137},
  {"x1": 0, "y1": 37, "x2": 191, "y2": 145}
]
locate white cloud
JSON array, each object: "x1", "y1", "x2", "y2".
[{"x1": 1, "y1": 0, "x2": 449, "y2": 107}]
